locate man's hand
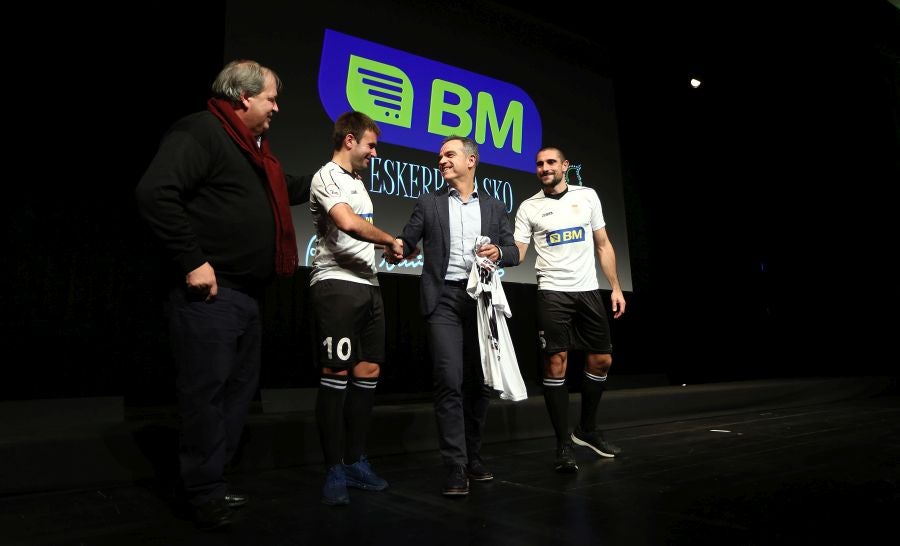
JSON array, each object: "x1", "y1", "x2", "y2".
[
  {"x1": 383, "y1": 238, "x2": 419, "y2": 264},
  {"x1": 476, "y1": 243, "x2": 501, "y2": 263},
  {"x1": 185, "y1": 262, "x2": 217, "y2": 302}
]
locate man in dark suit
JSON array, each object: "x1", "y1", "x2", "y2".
[{"x1": 391, "y1": 136, "x2": 520, "y2": 496}]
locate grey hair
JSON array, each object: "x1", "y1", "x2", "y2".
[
  {"x1": 442, "y1": 135, "x2": 479, "y2": 167},
  {"x1": 211, "y1": 59, "x2": 282, "y2": 104}
]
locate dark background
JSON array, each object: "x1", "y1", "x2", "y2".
[
  {"x1": 225, "y1": 4, "x2": 634, "y2": 288},
  {"x1": 6, "y1": 1, "x2": 898, "y2": 404}
]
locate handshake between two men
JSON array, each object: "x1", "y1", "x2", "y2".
[
  {"x1": 381, "y1": 238, "x2": 502, "y2": 266},
  {"x1": 381, "y1": 238, "x2": 409, "y2": 265}
]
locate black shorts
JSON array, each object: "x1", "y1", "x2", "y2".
[
  {"x1": 310, "y1": 279, "x2": 386, "y2": 369},
  {"x1": 536, "y1": 289, "x2": 612, "y2": 355}
]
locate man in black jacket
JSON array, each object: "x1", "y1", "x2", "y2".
[
  {"x1": 135, "y1": 59, "x2": 310, "y2": 530},
  {"x1": 391, "y1": 136, "x2": 519, "y2": 496}
]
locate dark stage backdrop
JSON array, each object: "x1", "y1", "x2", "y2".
[
  {"x1": 6, "y1": 1, "x2": 898, "y2": 404},
  {"x1": 6, "y1": 1, "x2": 647, "y2": 406},
  {"x1": 224, "y1": 0, "x2": 633, "y2": 289},
  {"x1": 220, "y1": 0, "x2": 638, "y2": 402}
]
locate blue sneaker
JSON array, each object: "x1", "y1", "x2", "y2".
[
  {"x1": 321, "y1": 464, "x2": 350, "y2": 505},
  {"x1": 343, "y1": 455, "x2": 389, "y2": 491}
]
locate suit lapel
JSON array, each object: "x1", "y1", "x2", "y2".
[
  {"x1": 436, "y1": 192, "x2": 450, "y2": 245},
  {"x1": 479, "y1": 195, "x2": 491, "y2": 235}
]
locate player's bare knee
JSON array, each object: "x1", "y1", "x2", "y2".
[
  {"x1": 543, "y1": 353, "x2": 568, "y2": 378},
  {"x1": 586, "y1": 354, "x2": 612, "y2": 375},
  {"x1": 354, "y1": 361, "x2": 381, "y2": 379}
]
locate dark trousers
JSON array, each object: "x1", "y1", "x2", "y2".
[
  {"x1": 427, "y1": 283, "x2": 489, "y2": 467},
  {"x1": 167, "y1": 286, "x2": 261, "y2": 507}
]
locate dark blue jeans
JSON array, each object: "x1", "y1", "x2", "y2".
[{"x1": 168, "y1": 286, "x2": 261, "y2": 506}]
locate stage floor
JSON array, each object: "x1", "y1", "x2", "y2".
[{"x1": 2, "y1": 380, "x2": 899, "y2": 545}]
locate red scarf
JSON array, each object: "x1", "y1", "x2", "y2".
[{"x1": 207, "y1": 97, "x2": 298, "y2": 277}]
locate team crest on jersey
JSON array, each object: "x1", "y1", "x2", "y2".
[
  {"x1": 326, "y1": 183, "x2": 341, "y2": 196},
  {"x1": 359, "y1": 212, "x2": 374, "y2": 224},
  {"x1": 546, "y1": 227, "x2": 585, "y2": 246}
]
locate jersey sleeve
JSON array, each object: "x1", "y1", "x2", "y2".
[
  {"x1": 514, "y1": 204, "x2": 533, "y2": 244},
  {"x1": 588, "y1": 188, "x2": 606, "y2": 231},
  {"x1": 311, "y1": 166, "x2": 349, "y2": 213}
]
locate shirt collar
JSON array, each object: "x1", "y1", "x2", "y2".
[
  {"x1": 545, "y1": 184, "x2": 569, "y2": 200},
  {"x1": 449, "y1": 186, "x2": 479, "y2": 199}
]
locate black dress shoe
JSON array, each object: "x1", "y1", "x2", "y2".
[
  {"x1": 193, "y1": 499, "x2": 233, "y2": 530},
  {"x1": 442, "y1": 464, "x2": 470, "y2": 496},
  {"x1": 466, "y1": 457, "x2": 494, "y2": 481},
  {"x1": 224, "y1": 492, "x2": 248, "y2": 508}
]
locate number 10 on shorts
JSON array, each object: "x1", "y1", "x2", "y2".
[{"x1": 323, "y1": 336, "x2": 352, "y2": 361}]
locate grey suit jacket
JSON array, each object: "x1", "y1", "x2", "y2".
[{"x1": 398, "y1": 186, "x2": 519, "y2": 317}]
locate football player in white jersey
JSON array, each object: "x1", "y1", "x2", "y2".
[
  {"x1": 310, "y1": 111, "x2": 403, "y2": 505},
  {"x1": 513, "y1": 146, "x2": 626, "y2": 473}
]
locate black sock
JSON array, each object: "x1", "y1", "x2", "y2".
[
  {"x1": 344, "y1": 376, "x2": 378, "y2": 464},
  {"x1": 316, "y1": 373, "x2": 348, "y2": 467},
  {"x1": 543, "y1": 377, "x2": 569, "y2": 445},
  {"x1": 580, "y1": 371, "x2": 607, "y2": 432}
]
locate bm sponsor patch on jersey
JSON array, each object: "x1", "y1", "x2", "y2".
[{"x1": 546, "y1": 227, "x2": 586, "y2": 246}]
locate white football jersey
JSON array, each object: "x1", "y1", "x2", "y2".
[
  {"x1": 514, "y1": 185, "x2": 605, "y2": 291},
  {"x1": 310, "y1": 161, "x2": 379, "y2": 286}
]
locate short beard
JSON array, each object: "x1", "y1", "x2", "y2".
[{"x1": 541, "y1": 174, "x2": 563, "y2": 190}]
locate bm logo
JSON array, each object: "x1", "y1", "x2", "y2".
[
  {"x1": 546, "y1": 227, "x2": 585, "y2": 246},
  {"x1": 318, "y1": 29, "x2": 542, "y2": 173}
]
